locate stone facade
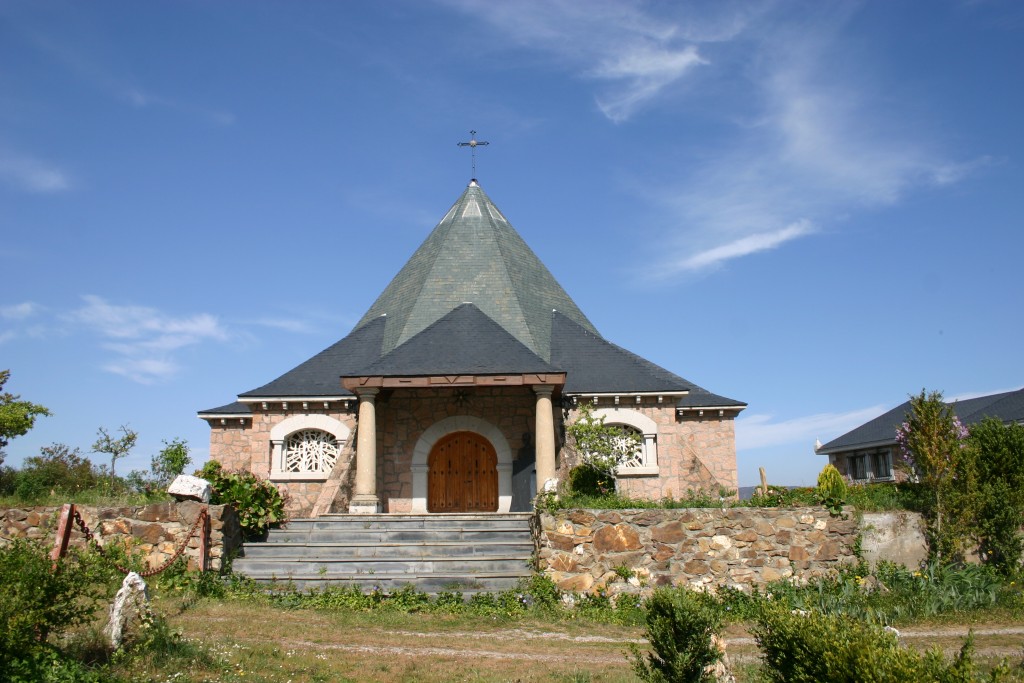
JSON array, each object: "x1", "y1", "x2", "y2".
[
  {"x1": 1, "y1": 502, "x2": 241, "y2": 572},
  {"x1": 560, "y1": 402, "x2": 739, "y2": 497},
  {"x1": 535, "y1": 507, "x2": 857, "y2": 595},
  {"x1": 210, "y1": 390, "x2": 739, "y2": 517}
]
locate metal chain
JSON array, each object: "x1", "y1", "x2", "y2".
[{"x1": 72, "y1": 506, "x2": 208, "y2": 577}]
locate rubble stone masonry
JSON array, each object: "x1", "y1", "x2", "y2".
[
  {"x1": 1, "y1": 502, "x2": 242, "y2": 572},
  {"x1": 535, "y1": 506, "x2": 857, "y2": 595}
]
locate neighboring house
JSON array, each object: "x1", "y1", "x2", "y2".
[
  {"x1": 199, "y1": 180, "x2": 745, "y2": 517},
  {"x1": 816, "y1": 388, "x2": 1024, "y2": 483}
]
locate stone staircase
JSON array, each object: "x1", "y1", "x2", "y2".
[{"x1": 232, "y1": 513, "x2": 535, "y2": 594}]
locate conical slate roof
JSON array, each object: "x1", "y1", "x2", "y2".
[
  {"x1": 199, "y1": 180, "x2": 745, "y2": 412},
  {"x1": 355, "y1": 181, "x2": 597, "y2": 361}
]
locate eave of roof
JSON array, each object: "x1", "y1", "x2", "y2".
[{"x1": 818, "y1": 387, "x2": 1024, "y2": 454}]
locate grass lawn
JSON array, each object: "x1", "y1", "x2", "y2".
[{"x1": 98, "y1": 596, "x2": 1024, "y2": 683}]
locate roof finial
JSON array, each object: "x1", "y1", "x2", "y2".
[{"x1": 457, "y1": 130, "x2": 489, "y2": 180}]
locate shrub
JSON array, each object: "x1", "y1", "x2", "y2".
[
  {"x1": 754, "y1": 605, "x2": 997, "y2": 683},
  {"x1": 198, "y1": 460, "x2": 287, "y2": 540},
  {"x1": 816, "y1": 464, "x2": 848, "y2": 515},
  {"x1": 630, "y1": 587, "x2": 724, "y2": 683},
  {"x1": 0, "y1": 540, "x2": 116, "y2": 677},
  {"x1": 12, "y1": 443, "x2": 103, "y2": 501}
]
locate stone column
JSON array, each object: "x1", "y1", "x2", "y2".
[
  {"x1": 349, "y1": 388, "x2": 381, "y2": 513},
  {"x1": 534, "y1": 386, "x2": 557, "y2": 494}
]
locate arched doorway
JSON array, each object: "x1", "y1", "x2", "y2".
[{"x1": 427, "y1": 431, "x2": 498, "y2": 512}]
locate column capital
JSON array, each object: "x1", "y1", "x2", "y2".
[
  {"x1": 532, "y1": 385, "x2": 554, "y2": 398},
  {"x1": 355, "y1": 387, "x2": 380, "y2": 400}
]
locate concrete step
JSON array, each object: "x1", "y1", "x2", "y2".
[
  {"x1": 233, "y1": 513, "x2": 536, "y2": 595},
  {"x1": 254, "y1": 573, "x2": 531, "y2": 595},
  {"x1": 241, "y1": 541, "x2": 534, "y2": 559},
  {"x1": 263, "y1": 528, "x2": 531, "y2": 544}
]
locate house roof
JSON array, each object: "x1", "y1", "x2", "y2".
[
  {"x1": 200, "y1": 181, "x2": 744, "y2": 412},
  {"x1": 235, "y1": 316, "x2": 386, "y2": 399},
  {"x1": 549, "y1": 311, "x2": 744, "y2": 407},
  {"x1": 817, "y1": 387, "x2": 1024, "y2": 455},
  {"x1": 351, "y1": 303, "x2": 561, "y2": 377},
  {"x1": 354, "y1": 180, "x2": 597, "y2": 361}
]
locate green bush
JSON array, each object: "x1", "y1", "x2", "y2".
[
  {"x1": 630, "y1": 587, "x2": 724, "y2": 683},
  {"x1": 0, "y1": 540, "x2": 116, "y2": 678},
  {"x1": 198, "y1": 460, "x2": 287, "y2": 540},
  {"x1": 12, "y1": 443, "x2": 103, "y2": 501},
  {"x1": 753, "y1": 605, "x2": 999, "y2": 683},
  {"x1": 567, "y1": 464, "x2": 610, "y2": 497}
]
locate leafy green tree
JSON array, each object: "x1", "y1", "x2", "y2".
[
  {"x1": 14, "y1": 443, "x2": 102, "y2": 499},
  {"x1": 0, "y1": 369, "x2": 50, "y2": 464},
  {"x1": 92, "y1": 425, "x2": 138, "y2": 490},
  {"x1": 151, "y1": 438, "x2": 191, "y2": 487},
  {"x1": 964, "y1": 418, "x2": 1024, "y2": 576},
  {"x1": 895, "y1": 390, "x2": 971, "y2": 562},
  {"x1": 566, "y1": 402, "x2": 642, "y2": 494}
]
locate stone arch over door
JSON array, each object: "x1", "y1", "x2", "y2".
[{"x1": 411, "y1": 416, "x2": 512, "y2": 513}]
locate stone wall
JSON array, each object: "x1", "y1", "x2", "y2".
[
  {"x1": 1, "y1": 502, "x2": 241, "y2": 572},
  {"x1": 536, "y1": 507, "x2": 857, "y2": 595}
]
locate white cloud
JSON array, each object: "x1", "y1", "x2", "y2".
[
  {"x1": 661, "y1": 220, "x2": 814, "y2": 273},
  {"x1": 0, "y1": 153, "x2": 70, "y2": 193},
  {"x1": 643, "y1": 7, "x2": 982, "y2": 278},
  {"x1": 736, "y1": 404, "x2": 888, "y2": 452},
  {"x1": 0, "y1": 302, "x2": 40, "y2": 320},
  {"x1": 440, "y1": 0, "x2": 725, "y2": 121},
  {"x1": 68, "y1": 295, "x2": 228, "y2": 384}
]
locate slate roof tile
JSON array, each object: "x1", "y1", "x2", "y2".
[{"x1": 818, "y1": 387, "x2": 1024, "y2": 453}]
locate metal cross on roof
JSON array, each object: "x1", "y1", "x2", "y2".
[{"x1": 457, "y1": 130, "x2": 489, "y2": 179}]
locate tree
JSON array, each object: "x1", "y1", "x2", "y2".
[
  {"x1": 150, "y1": 438, "x2": 191, "y2": 488},
  {"x1": 15, "y1": 443, "x2": 102, "y2": 499},
  {"x1": 894, "y1": 390, "x2": 971, "y2": 561},
  {"x1": 92, "y1": 425, "x2": 138, "y2": 490},
  {"x1": 565, "y1": 402, "x2": 642, "y2": 495},
  {"x1": 964, "y1": 418, "x2": 1024, "y2": 575},
  {"x1": 0, "y1": 370, "x2": 51, "y2": 464}
]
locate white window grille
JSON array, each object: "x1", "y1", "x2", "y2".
[
  {"x1": 283, "y1": 429, "x2": 339, "y2": 474},
  {"x1": 611, "y1": 425, "x2": 645, "y2": 468}
]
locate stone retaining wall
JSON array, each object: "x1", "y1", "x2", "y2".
[
  {"x1": 1, "y1": 502, "x2": 241, "y2": 572},
  {"x1": 535, "y1": 507, "x2": 858, "y2": 595}
]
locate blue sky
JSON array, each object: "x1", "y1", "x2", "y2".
[{"x1": 2, "y1": 1, "x2": 1022, "y2": 486}]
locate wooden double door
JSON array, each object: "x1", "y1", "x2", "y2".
[{"x1": 427, "y1": 431, "x2": 498, "y2": 513}]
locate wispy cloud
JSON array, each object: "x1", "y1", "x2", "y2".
[
  {"x1": 0, "y1": 302, "x2": 41, "y2": 320},
  {"x1": 27, "y1": 31, "x2": 234, "y2": 126},
  {"x1": 639, "y1": 7, "x2": 984, "y2": 277},
  {"x1": 67, "y1": 295, "x2": 228, "y2": 384},
  {"x1": 440, "y1": 0, "x2": 728, "y2": 122},
  {"x1": 736, "y1": 404, "x2": 888, "y2": 452},
  {"x1": 0, "y1": 153, "x2": 70, "y2": 193},
  {"x1": 656, "y1": 220, "x2": 814, "y2": 274}
]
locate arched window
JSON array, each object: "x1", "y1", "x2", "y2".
[
  {"x1": 589, "y1": 408, "x2": 659, "y2": 476},
  {"x1": 283, "y1": 429, "x2": 339, "y2": 474},
  {"x1": 609, "y1": 424, "x2": 645, "y2": 468},
  {"x1": 269, "y1": 414, "x2": 350, "y2": 481}
]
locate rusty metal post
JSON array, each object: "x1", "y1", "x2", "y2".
[
  {"x1": 198, "y1": 508, "x2": 209, "y2": 572},
  {"x1": 50, "y1": 503, "x2": 76, "y2": 568}
]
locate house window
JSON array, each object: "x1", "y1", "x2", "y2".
[
  {"x1": 872, "y1": 449, "x2": 893, "y2": 480},
  {"x1": 283, "y1": 429, "x2": 339, "y2": 474},
  {"x1": 610, "y1": 425, "x2": 645, "y2": 468},
  {"x1": 847, "y1": 449, "x2": 893, "y2": 482},
  {"x1": 849, "y1": 454, "x2": 868, "y2": 481},
  {"x1": 587, "y1": 407, "x2": 659, "y2": 477}
]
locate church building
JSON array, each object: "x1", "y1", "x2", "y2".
[{"x1": 199, "y1": 180, "x2": 745, "y2": 517}]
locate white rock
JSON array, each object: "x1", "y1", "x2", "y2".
[
  {"x1": 542, "y1": 478, "x2": 559, "y2": 493},
  {"x1": 168, "y1": 474, "x2": 212, "y2": 503},
  {"x1": 105, "y1": 572, "x2": 150, "y2": 649}
]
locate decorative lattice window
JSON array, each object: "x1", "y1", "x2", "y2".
[
  {"x1": 611, "y1": 425, "x2": 645, "y2": 468},
  {"x1": 284, "y1": 429, "x2": 339, "y2": 474}
]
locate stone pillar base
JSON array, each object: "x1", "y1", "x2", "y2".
[{"x1": 348, "y1": 495, "x2": 382, "y2": 514}]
